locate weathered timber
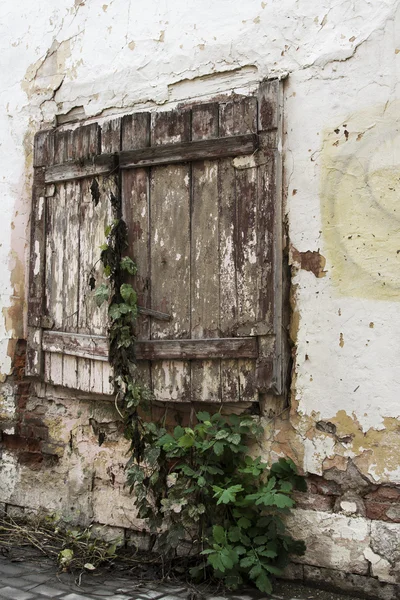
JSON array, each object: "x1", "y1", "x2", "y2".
[
  {"x1": 45, "y1": 153, "x2": 118, "y2": 184},
  {"x1": 42, "y1": 331, "x2": 258, "y2": 361},
  {"x1": 120, "y1": 134, "x2": 258, "y2": 168},
  {"x1": 190, "y1": 103, "x2": 221, "y2": 402},
  {"x1": 121, "y1": 112, "x2": 152, "y2": 389},
  {"x1": 137, "y1": 306, "x2": 170, "y2": 321},
  {"x1": 150, "y1": 109, "x2": 191, "y2": 402}
]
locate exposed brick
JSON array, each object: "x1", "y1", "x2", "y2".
[
  {"x1": 365, "y1": 486, "x2": 400, "y2": 503},
  {"x1": 1, "y1": 433, "x2": 41, "y2": 453},
  {"x1": 294, "y1": 491, "x2": 335, "y2": 512},
  {"x1": 365, "y1": 501, "x2": 391, "y2": 521},
  {"x1": 306, "y1": 474, "x2": 341, "y2": 496}
]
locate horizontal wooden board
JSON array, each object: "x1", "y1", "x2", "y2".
[
  {"x1": 45, "y1": 154, "x2": 118, "y2": 183},
  {"x1": 42, "y1": 331, "x2": 258, "y2": 361},
  {"x1": 120, "y1": 134, "x2": 258, "y2": 168},
  {"x1": 43, "y1": 331, "x2": 109, "y2": 360}
]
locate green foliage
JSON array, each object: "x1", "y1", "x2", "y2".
[
  {"x1": 92, "y1": 177, "x2": 306, "y2": 594},
  {"x1": 127, "y1": 411, "x2": 306, "y2": 592}
]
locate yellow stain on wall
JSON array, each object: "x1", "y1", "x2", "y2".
[{"x1": 320, "y1": 101, "x2": 400, "y2": 300}]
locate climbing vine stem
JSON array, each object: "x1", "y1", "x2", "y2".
[{"x1": 92, "y1": 176, "x2": 307, "y2": 595}]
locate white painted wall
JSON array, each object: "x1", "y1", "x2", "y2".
[{"x1": 1, "y1": 0, "x2": 400, "y2": 483}]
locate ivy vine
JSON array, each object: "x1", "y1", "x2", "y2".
[{"x1": 92, "y1": 177, "x2": 306, "y2": 595}]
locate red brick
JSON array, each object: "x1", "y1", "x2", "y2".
[
  {"x1": 365, "y1": 501, "x2": 390, "y2": 521},
  {"x1": 307, "y1": 475, "x2": 341, "y2": 496},
  {"x1": 365, "y1": 486, "x2": 400, "y2": 503}
]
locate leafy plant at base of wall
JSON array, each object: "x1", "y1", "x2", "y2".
[
  {"x1": 127, "y1": 412, "x2": 307, "y2": 594},
  {"x1": 92, "y1": 177, "x2": 306, "y2": 594}
]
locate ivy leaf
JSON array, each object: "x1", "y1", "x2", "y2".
[
  {"x1": 120, "y1": 283, "x2": 137, "y2": 306},
  {"x1": 215, "y1": 430, "x2": 229, "y2": 440},
  {"x1": 196, "y1": 411, "x2": 211, "y2": 422},
  {"x1": 255, "y1": 570, "x2": 272, "y2": 594},
  {"x1": 249, "y1": 563, "x2": 263, "y2": 578},
  {"x1": 237, "y1": 517, "x2": 252, "y2": 529},
  {"x1": 207, "y1": 552, "x2": 225, "y2": 573},
  {"x1": 239, "y1": 555, "x2": 256, "y2": 568},
  {"x1": 213, "y1": 441, "x2": 225, "y2": 456},
  {"x1": 120, "y1": 256, "x2": 137, "y2": 275},
  {"x1": 228, "y1": 433, "x2": 241, "y2": 445},
  {"x1": 108, "y1": 304, "x2": 121, "y2": 320},
  {"x1": 213, "y1": 484, "x2": 244, "y2": 505},
  {"x1": 220, "y1": 551, "x2": 234, "y2": 570},
  {"x1": 263, "y1": 564, "x2": 283, "y2": 575},
  {"x1": 94, "y1": 283, "x2": 109, "y2": 307},
  {"x1": 228, "y1": 527, "x2": 241, "y2": 542},
  {"x1": 212, "y1": 525, "x2": 226, "y2": 544},
  {"x1": 273, "y1": 493, "x2": 294, "y2": 509}
]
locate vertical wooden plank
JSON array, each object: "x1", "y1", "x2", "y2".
[
  {"x1": 44, "y1": 180, "x2": 66, "y2": 386},
  {"x1": 121, "y1": 113, "x2": 151, "y2": 389},
  {"x1": 150, "y1": 109, "x2": 191, "y2": 402},
  {"x1": 220, "y1": 97, "x2": 258, "y2": 403},
  {"x1": 101, "y1": 118, "x2": 121, "y2": 154},
  {"x1": 218, "y1": 141, "x2": 240, "y2": 403},
  {"x1": 257, "y1": 79, "x2": 281, "y2": 132},
  {"x1": 75, "y1": 125, "x2": 111, "y2": 393},
  {"x1": 90, "y1": 360, "x2": 104, "y2": 394},
  {"x1": 61, "y1": 179, "x2": 80, "y2": 389},
  {"x1": 26, "y1": 134, "x2": 47, "y2": 376},
  {"x1": 191, "y1": 104, "x2": 221, "y2": 402}
]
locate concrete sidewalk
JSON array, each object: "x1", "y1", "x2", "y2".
[{"x1": 0, "y1": 555, "x2": 363, "y2": 600}]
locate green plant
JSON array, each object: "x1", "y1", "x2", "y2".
[
  {"x1": 92, "y1": 178, "x2": 306, "y2": 594},
  {"x1": 127, "y1": 412, "x2": 306, "y2": 593}
]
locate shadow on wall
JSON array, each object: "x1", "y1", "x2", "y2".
[{"x1": 321, "y1": 100, "x2": 400, "y2": 300}]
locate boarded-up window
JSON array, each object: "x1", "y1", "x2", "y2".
[{"x1": 26, "y1": 80, "x2": 288, "y2": 405}]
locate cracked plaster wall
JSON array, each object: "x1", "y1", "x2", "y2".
[{"x1": 1, "y1": 0, "x2": 400, "y2": 592}]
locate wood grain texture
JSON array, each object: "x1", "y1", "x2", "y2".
[
  {"x1": 45, "y1": 154, "x2": 118, "y2": 184},
  {"x1": 220, "y1": 97, "x2": 259, "y2": 402},
  {"x1": 121, "y1": 112, "x2": 151, "y2": 388},
  {"x1": 150, "y1": 109, "x2": 191, "y2": 402},
  {"x1": 42, "y1": 332, "x2": 257, "y2": 361},
  {"x1": 191, "y1": 103, "x2": 221, "y2": 402},
  {"x1": 120, "y1": 134, "x2": 257, "y2": 168}
]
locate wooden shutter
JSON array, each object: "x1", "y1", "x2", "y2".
[
  {"x1": 26, "y1": 79, "x2": 287, "y2": 403},
  {"x1": 26, "y1": 122, "x2": 118, "y2": 394}
]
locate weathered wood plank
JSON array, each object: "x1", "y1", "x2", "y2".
[
  {"x1": 191, "y1": 103, "x2": 221, "y2": 402},
  {"x1": 220, "y1": 97, "x2": 259, "y2": 403},
  {"x1": 138, "y1": 338, "x2": 258, "y2": 360},
  {"x1": 120, "y1": 134, "x2": 257, "y2": 168},
  {"x1": 45, "y1": 154, "x2": 118, "y2": 184},
  {"x1": 61, "y1": 179, "x2": 80, "y2": 389},
  {"x1": 42, "y1": 331, "x2": 258, "y2": 361},
  {"x1": 257, "y1": 79, "x2": 281, "y2": 132},
  {"x1": 101, "y1": 118, "x2": 122, "y2": 154},
  {"x1": 122, "y1": 112, "x2": 152, "y2": 389},
  {"x1": 27, "y1": 168, "x2": 46, "y2": 329},
  {"x1": 25, "y1": 327, "x2": 43, "y2": 377},
  {"x1": 150, "y1": 110, "x2": 191, "y2": 401}
]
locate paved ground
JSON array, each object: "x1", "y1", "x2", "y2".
[{"x1": 0, "y1": 555, "x2": 361, "y2": 600}]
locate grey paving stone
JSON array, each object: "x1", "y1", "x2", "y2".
[
  {"x1": 0, "y1": 577, "x2": 35, "y2": 589},
  {"x1": 134, "y1": 590, "x2": 166, "y2": 599},
  {"x1": 0, "y1": 564, "x2": 27, "y2": 576},
  {"x1": 23, "y1": 573, "x2": 57, "y2": 584},
  {"x1": 28, "y1": 583, "x2": 65, "y2": 597},
  {"x1": 61, "y1": 594, "x2": 100, "y2": 600},
  {"x1": 0, "y1": 586, "x2": 36, "y2": 600}
]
